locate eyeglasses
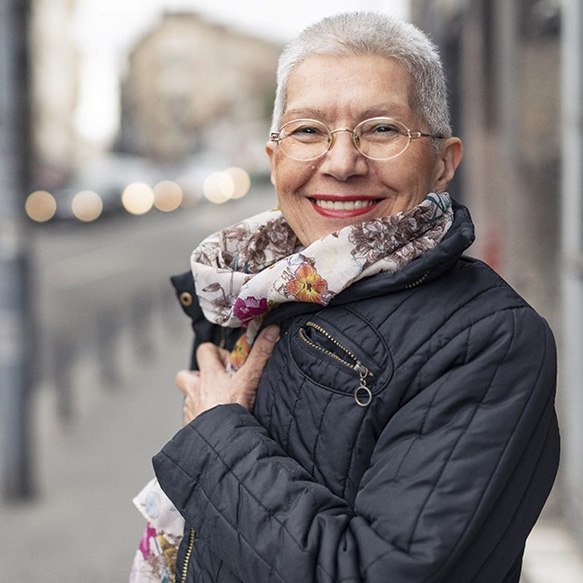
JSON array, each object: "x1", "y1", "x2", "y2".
[{"x1": 270, "y1": 117, "x2": 444, "y2": 162}]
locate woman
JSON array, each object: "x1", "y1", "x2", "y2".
[{"x1": 149, "y1": 12, "x2": 559, "y2": 583}]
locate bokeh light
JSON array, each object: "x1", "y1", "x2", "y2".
[
  {"x1": 225, "y1": 167, "x2": 250, "y2": 200},
  {"x1": 25, "y1": 190, "x2": 57, "y2": 222},
  {"x1": 71, "y1": 190, "x2": 103, "y2": 222},
  {"x1": 121, "y1": 182, "x2": 155, "y2": 215},
  {"x1": 203, "y1": 171, "x2": 234, "y2": 204},
  {"x1": 153, "y1": 180, "x2": 183, "y2": 212}
]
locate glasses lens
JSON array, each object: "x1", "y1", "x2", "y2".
[
  {"x1": 278, "y1": 119, "x2": 330, "y2": 161},
  {"x1": 355, "y1": 118, "x2": 410, "y2": 160}
]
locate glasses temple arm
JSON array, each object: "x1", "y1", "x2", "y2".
[{"x1": 414, "y1": 131, "x2": 446, "y2": 139}]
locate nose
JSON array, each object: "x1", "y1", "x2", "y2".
[{"x1": 319, "y1": 129, "x2": 368, "y2": 181}]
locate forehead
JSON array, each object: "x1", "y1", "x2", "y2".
[{"x1": 284, "y1": 54, "x2": 415, "y2": 120}]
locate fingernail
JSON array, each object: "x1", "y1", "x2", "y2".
[{"x1": 263, "y1": 325, "x2": 279, "y2": 341}]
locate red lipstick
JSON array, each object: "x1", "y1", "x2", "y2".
[{"x1": 309, "y1": 195, "x2": 380, "y2": 218}]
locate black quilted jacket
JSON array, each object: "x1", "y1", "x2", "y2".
[{"x1": 154, "y1": 202, "x2": 559, "y2": 583}]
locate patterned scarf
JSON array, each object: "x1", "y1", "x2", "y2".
[{"x1": 192, "y1": 192, "x2": 453, "y2": 351}]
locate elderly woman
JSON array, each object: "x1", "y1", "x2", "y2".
[{"x1": 147, "y1": 12, "x2": 559, "y2": 583}]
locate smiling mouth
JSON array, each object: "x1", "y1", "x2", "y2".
[{"x1": 312, "y1": 199, "x2": 376, "y2": 210}]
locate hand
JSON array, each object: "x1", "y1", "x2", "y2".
[{"x1": 175, "y1": 325, "x2": 280, "y2": 425}]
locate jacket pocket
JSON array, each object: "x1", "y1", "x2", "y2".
[
  {"x1": 298, "y1": 321, "x2": 374, "y2": 406},
  {"x1": 289, "y1": 312, "x2": 393, "y2": 406}
]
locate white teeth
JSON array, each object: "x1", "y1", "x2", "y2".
[{"x1": 314, "y1": 199, "x2": 375, "y2": 210}]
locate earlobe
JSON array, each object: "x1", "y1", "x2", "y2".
[
  {"x1": 265, "y1": 141, "x2": 277, "y2": 186},
  {"x1": 434, "y1": 138, "x2": 463, "y2": 192}
]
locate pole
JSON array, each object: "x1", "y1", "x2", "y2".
[{"x1": 0, "y1": 0, "x2": 35, "y2": 500}]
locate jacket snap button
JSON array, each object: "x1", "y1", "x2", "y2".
[{"x1": 179, "y1": 292, "x2": 193, "y2": 307}]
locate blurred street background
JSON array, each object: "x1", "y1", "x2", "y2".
[{"x1": 1, "y1": 0, "x2": 583, "y2": 581}]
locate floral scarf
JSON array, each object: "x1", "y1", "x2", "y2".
[{"x1": 192, "y1": 192, "x2": 453, "y2": 348}]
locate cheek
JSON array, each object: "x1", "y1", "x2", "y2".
[
  {"x1": 387, "y1": 151, "x2": 438, "y2": 191},
  {"x1": 273, "y1": 158, "x2": 313, "y2": 194}
]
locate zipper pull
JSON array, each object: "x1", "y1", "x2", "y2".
[{"x1": 354, "y1": 363, "x2": 372, "y2": 407}]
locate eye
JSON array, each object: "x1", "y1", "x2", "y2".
[
  {"x1": 294, "y1": 127, "x2": 316, "y2": 135},
  {"x1": 374, "y1": 124, "x2": 399, "y2": 134},
  {"x1": 359, "y1": 119, "x2": 404, "y2": 141},
  {"x1": 282, "y1": 120, "x2": 328, "y2": 142}
]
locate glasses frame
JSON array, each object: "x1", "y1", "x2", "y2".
[{"x1": 270, "y1": 117, "x2": 445, "y2": 162}]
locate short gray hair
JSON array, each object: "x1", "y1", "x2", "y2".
[{"x1": 271, "y1": 12, "x2": 452, "y2": 138}]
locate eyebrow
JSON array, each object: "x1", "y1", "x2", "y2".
[
  {"x1": 283, "y1": 107, "x2": 329, "y2": 120},
  {"x1": 283, "y1": 103, "x2": 413, "y2": 122}
]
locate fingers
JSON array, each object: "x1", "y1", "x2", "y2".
[
  {"x1": 175, "y1": 369, "x2": 202, "y2": 426},
  {"x1": 238, "y1": 326, "x2": 280, "y2": 383},
  {"x1": 251, "y1": 325, "x2": 280, "y2": 359},
  {"x1": 175, "y1": 369, "x2": 199, "y2": 396},
  {"x1": 217, "y1": 346, "x2": 231, "y2": 369},
  {"x1": 226, "y1": 326, "x2": 279, "y2": 410},
  {"x1": 196, "y1": 342, "x2": 230, "y2": 373},
  {"x1": 175, "y1": 326, "x2": 280, "y2": 421}
]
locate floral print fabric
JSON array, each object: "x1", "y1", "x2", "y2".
[
  {"x1": 192, "y1": 192, "x2": 453, "y2": 339},
  {"x1": 130, "y1": 479, "x2": 185, "y2": 582}
]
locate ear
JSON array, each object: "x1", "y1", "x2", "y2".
[
  {"x1": 432, "y1": 137, "x2": 463, "y2": 193},
  {"x1": 265, "y1": 141, "x2": 277, "y2": 186}
]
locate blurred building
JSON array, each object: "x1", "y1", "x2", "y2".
[
  {"x1": 411, "y1": 0, "x2": 560, "y2": 319},
  {"x1": 411, "y1": 0, "x2": 582, "y2": 567},
  {"x1": 29, "y1": 0, "x2": 81, "y2": 189},
  {"x1": 119, "y1": 11, "x2": 281, "y2": 166}
]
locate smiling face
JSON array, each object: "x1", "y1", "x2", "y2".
[{"x1": 266, "y1": 54, "x2": 463, "y2": 246}]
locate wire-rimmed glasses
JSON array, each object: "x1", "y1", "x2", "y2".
[{"x1": 270, "y1": 117, "x2": 444, "y2": 162}]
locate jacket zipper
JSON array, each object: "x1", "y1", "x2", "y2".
[
  {"x1": 179, "y1": 528, "x2": 196, "y2": 582},
  {"x1": 403, "y1": 270, "x2": 430, "y2": 289},
  {"x1": 299, "y1": 321, "x2": 373, "y2": 407}
]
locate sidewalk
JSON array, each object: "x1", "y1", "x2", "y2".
[
  {"x1": 2, "y1": 300, "x2": 189, "y2": 581},
  {"x1": 523, "y1": 516, "x2": 583, "y2": 583}
]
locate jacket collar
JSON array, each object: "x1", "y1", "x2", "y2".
[{"x1": 262, "y1": 200, "x2": 475, "y2": 325}]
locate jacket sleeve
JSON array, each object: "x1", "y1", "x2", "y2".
[{"x1": 153, "y1": 306, "x2": 559, "y2": 583}]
